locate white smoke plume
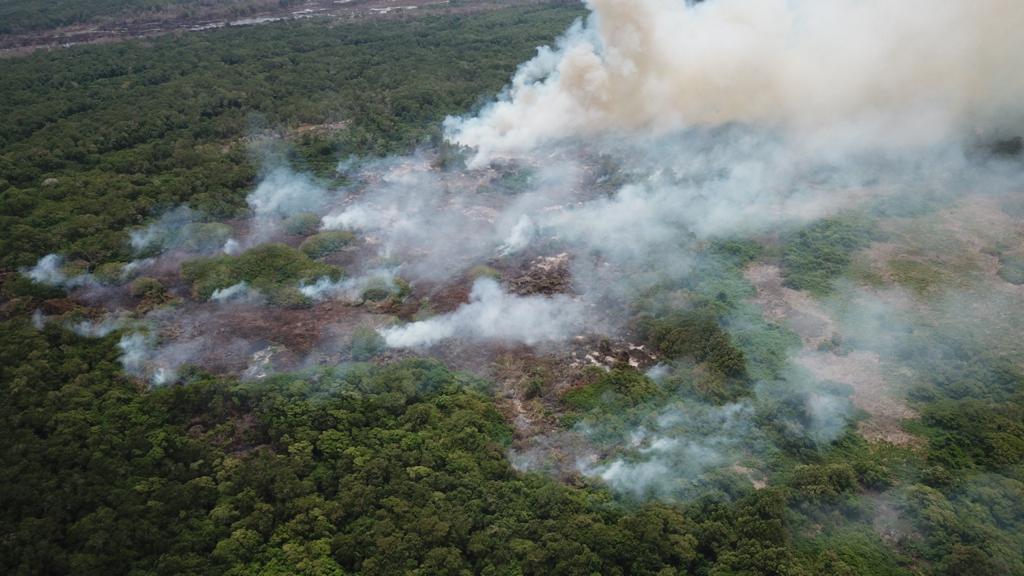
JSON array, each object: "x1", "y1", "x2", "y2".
[
  {"x1": 129, "y1": 207, "x2": 236, "y2": 256},
  {"x1": 69, "y1": 0, "x2": 1024, "y2": 505},
  {"x1": 247, "y1": 166, "x2": 330, "y2": 239},
  {"x1": 447, "y1": 0, "x2": 1024, "y2": 165},
  {"x1": 319, "y1": 154, "x2": 584, "y2": 280},
  {"x1": 130, "y1": 207, "x2": 196, "y2": 253},
  {"x1": 69, "y1": 313, "x2": 127, "y2": 338},
  {"x1": 23, "y1": 254, "x2": 67, "y2": 285},
  {"x1": 22, "y1": 254, "x2": 95, "y2": 289},
  {"x1": 381, "y1": 278, "x2": 584, "y2": 348},
  {"x1": 222, "y1": 238, "x2": 242, "y2": 255},
  {"x1": 319, "y1": 159, "x2": 494, "y2": 279},
  {"x1": 117, "y1": 331, "x2": 205, "y2": 386},
  {"x1": 577, "y1": 401, "x2": 763, "y2": 498},
  {"x1": 118, "y1": 332, "x2": 153, "y2": 379},
  {"x1": 121, "y1": 258, "x2": 156, "y2": 279},
  {"x1": 210, "y1": 282, "x2": 260, "y2": 303},
  {"x1": 299, "y1": 270, "x2": 399, "y2": 303},
  {"x1": 497, "y1": 214, "x2": 539, "y2": 256}
]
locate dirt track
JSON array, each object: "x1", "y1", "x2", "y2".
[{"x1": 0, "y1": 0, "x2": 572, "y2": 57}]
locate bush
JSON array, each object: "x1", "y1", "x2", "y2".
[
  {"x1": 640, "y1": 309, "x2": 747, "y2": 379},
  {"x1": 709, "y1": 238, "x2": 764, "y2": 265},
  {"x1": 790, "y1": 463, "x2": 859, "y2": 502},
  {"x1": 130, "y1": 277, "x2": 166, "y2": 300},
  {"x1": 299, "y1": 230, "x2": 356, "y2": 259},
  {"x1": 181, "y1": 243, "x2": 340, "y2": 306},
  {"x1": 563, "y1": 367, "x2": 658, "y2": 411},
  {"x1": 283, "y1": 213, "x2": 321, "y2": 236},
  {"x1": 350, "y1": 326, "x2": 385, "y2": 361},
  {"x1": 181, "y1": 222, "x2": 233, "y2": 252},
  {"x1": 92, "y1": 262, "x2": 126, "y2": 284},
  {"x1": 782, "y1": 217, "x2": 874, "y2": 295},
  {"x1": 888, "y1": 258, "x2": 949, "y2": 295}
]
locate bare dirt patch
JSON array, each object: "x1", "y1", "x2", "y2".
[
  {"x1": 796, "y1": 350, "x2": 918, "y2": 445},
  {"x1": 744, "y1": 263, "x2": 834, "y2": 347},
  {"x1": 745, "y1": 263, "x2": 919, "y2": 446}
]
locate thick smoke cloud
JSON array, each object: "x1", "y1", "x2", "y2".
[
  {"x1": 381, "y1": 278, "x2": 584, "y2": 348},
  {"x1": 446, "y1": 0, "x2": 1024, "y2": 165}
]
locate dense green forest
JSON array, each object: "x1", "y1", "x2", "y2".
[
  {"x1": 0, "y1": 323, "x2": 819, "y2": 575},
  {"x1": 5, "y1": 297, "x2": 1021, "y2": 574},
  {"x1": 2, "y1": 4, "x2": 1023, "y2": 576},
  {"x1": 0, "y1": 4, "x2": 580, "y2": 269}
]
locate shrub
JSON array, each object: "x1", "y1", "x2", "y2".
[
  {"x1": 709, "y1": 238, "x2": 764, "y2": 265},
  {"x1": 350, "y1": 326, "x2": 385, "y2": 361},
  {"x1": 181, "y1": 222, "x2": 233, "y2": 252},
  {"x1": 130, "y1": 277, "x2": 168, "y2": 307},
  {"x1": 563, "y1": 367, "x2": 658, "y2": 411},
  {"x1": 790, "y1": 463, "x2": 859, "y2": 502},
  {"x1": 361, "y1": 285, "x2": 392, "y2": 302},
  {"x1": 283, "y1": 213, "x2": 322, "y2": 236},
  {"x1": 181, "y1": 243, "x2": 340, "y2": 306},
  {"x1": 781, "y1": 217, "x2": 874, "y2": 295},
  {"x1": 300, "y1": 230, "x2": 356, "y2": 259},
  {"x1": 360, "y1": 276, "x2": 409, "y2": 303},
  {"x1": 524, "y1": 377, "x2": 544, "y2": 399},
  {"x1": 92, "y1": 262, "x2": 126, "y2": 284},
  {"x1": 640, "y1": 309, "x2": 747, "y2": 378},
  {"x1": 888, "y1": 258, "x2": 949, "y2": 295}
]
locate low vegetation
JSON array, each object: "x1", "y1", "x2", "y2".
[
  {"x1": 181, "y1": 243, "x2": 338, "y2": 305},
  {"x1": 299, "y1": 230, "x2": 356, "y2": 259},
  {"x1": 781, "y1": 216, "x2": 874, "y2": 295}
]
